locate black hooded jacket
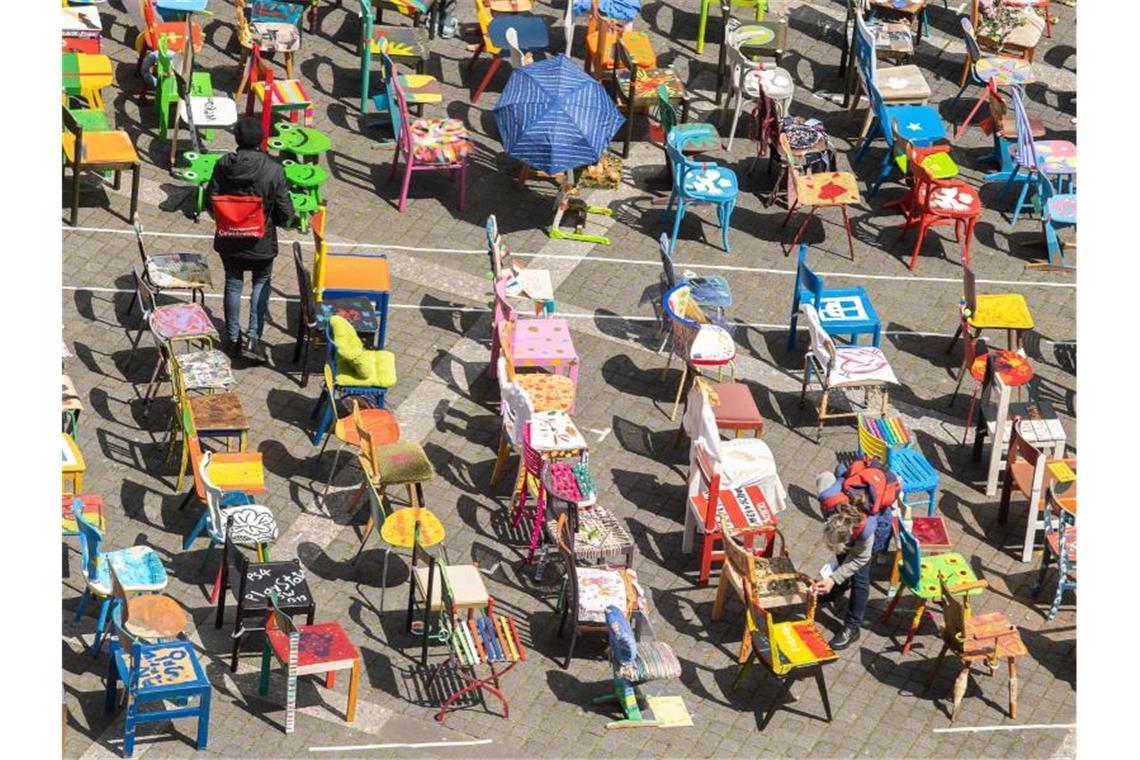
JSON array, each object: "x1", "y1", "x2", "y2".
[{"x1": 207, "y1": 148, "x2": 294, "y2": 268}]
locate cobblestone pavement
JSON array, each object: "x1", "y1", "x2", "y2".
[{"x1": 62, "y1": 1, "x2": 1076, "y2": 757}]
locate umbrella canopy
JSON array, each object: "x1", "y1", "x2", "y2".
[
  {"x1": 572, "y1": 0, "x2": 641, "y2": 23},
  {"x1": 493, "y1": 55, "x2": 624, "y2": 177}
]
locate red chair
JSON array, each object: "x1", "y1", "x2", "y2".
[
  {"x1": 684, "y1": 440, "x2": 779, "y2": 585},
  {"x1": 244, "y1": 44, "x2": 314, "y2": 150},
  {"x1": 131, "y1": 0, "x2": 203, "y2": 77},
  {"x1": 892, "y1": 122, "x2": 981, "y2": 271}
]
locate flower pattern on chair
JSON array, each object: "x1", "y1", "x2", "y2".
[
  {"x1": 220, "y1": 504, "x2": 278, "y2": 546},
  {"x1": 146, "y1": 254, "x2": 212, "y2": 290},
  {"x1": 89, "y1": 546, "x2": 169, "y2": 596},
  {"x1": 927, "y1": 185, "x2": 981, "y2": 214},
  {"x1": 1031, "y1": 140, "x2": 1077, "y2": 174},
  {"x1": 151, "y1": 303, "x2": 216, "y2": 340},
  {"x1": 175, "y1": 350, "x2": 236, "y2": 391},
  {"x1": 409, "y1": 118, "x2": 471, "y2": 164},
  {"x1": 577, "y1": 567, "x2": 643, "y2": 623},
  {"x1": 616, "y1": 68, "x2": 683, "y2": 101}
]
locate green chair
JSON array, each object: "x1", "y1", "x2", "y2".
[
  {"x1": 153, "y1": 34, "x2": 215, "y2": 142},
  {"x1": 697, "y1": 0, "x2": 768, "y2": 55},
  {"x1": 358, "y1": 0, "x2": 432, "y2": 115}
]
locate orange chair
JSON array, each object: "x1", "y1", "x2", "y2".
[
  {"x1": 127, "y1": 0, "x2": 204, "y2": 82},
  {"x1": 62, "y1": 106, "x2": 141, "y2": 226},
  {"x1": 583, "y1": 0, "x2": 656, "y2": 77}
]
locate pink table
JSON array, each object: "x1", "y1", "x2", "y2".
[{"x1": 511, "y1": 318, "x2": 579, "y2": 386}]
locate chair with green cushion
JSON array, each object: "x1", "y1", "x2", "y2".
[
  {"x1": 881, "y1": 518, "x2": 982, "y2": 655},
  {"x1": 697, "y1": 0, "x2": 768, "y2": 55},
  {"x1": 310, "y1": 315, "x2": 397, "y2": 445}
]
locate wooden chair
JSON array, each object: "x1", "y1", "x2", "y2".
[
  {"x1": 309, "y1": 207, "x2": 392, "y2": 342},
  {"x1": 124, "y1": 0, "x2": 204, "y2": 85},
  {"x1": 662, "y1": 284, "x2": 737, "y2": 421},
  {"x1": 244, "y1": 44, "x2": 315, "y2": 150},
  {"x1": 850, "y1": 10, "x2": 931, "y2": 140},
  {"x1": 406, "y1": 531, "x2": 490, "y2": 666},
  {"x1": 131, "y1": 214, "x2": 211, "y2": 308},
  {"x1": 555, "y1": 513, "x2": 643, "y2": 669},
  {"x1": 583, "y1": 0, "x2": 656, "y2": 77},
  {"x1": 175, "y1": 410, "x2": 267, "y2": 514},
  {"x1": 731, "y1": 569, "x2": 836, "y2": 730},
  {"x1": 711, "y1": 515, "x2": 807, "y2": 663},
  {"x1": 798, "y1": 302, "x2": 897, "y2": 439},
  {"x1": 593, "y1": 607, "x2": 681, "y2": 728},
  {"x1": 927, "y1": 577, "x2": 1027, "y2": 722},
  {"x1": 62, "y1": 106, "x2": 141, "y2": 227},
  {"x1": 778, "y1": 133, "x2": 861, "y2": 261},
  {"x1": 999, "y1": 418, "x2": 1057, "y2": 562},
  {"x1": 964, "y1": 0, "x2": 1044, "y2": 91},
  {"x1": 259, "y1": 591, "x2": 362, "y2": 734},
  {"x1": 487, "y1": 214, "x2": 555, "y2": 316},
  {"x1": 169, "y1": 368, "x2": 250, "y2": 496},
  {"x1": 1032, "y1": 482, "x2": 1076, "y2": 621},
  {"x1": 386, "y1": 73, "x2": 470, "y2": 212},
  {"x1": 611, "y1": 35, "x2": 688, "y2": 159},
  {"x1": 948, "y1": 255, "x2": 1035, "y2": 352}
]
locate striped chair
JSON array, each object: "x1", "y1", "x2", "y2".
[
  {"x1": 244, "y1": 44, "x2": 314, "y2": 150},
  {"x1": 593, "y1": 606, "x2": 681, "y2": 728}
]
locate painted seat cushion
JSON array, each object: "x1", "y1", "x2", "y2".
[
  {"x1": 830, "y1": 347, "x2": 898, "y2": 386},
  {"x1": 576, "y1": 566, "x2": 640, "y2": 623},
  {"x1": 689, "y1": 324, "x2": 736, "y2": 365},
  {"x1": 89, "y1": 546, "x2": 168, "y2": 596},
  {"x1": 514, "y1": 372, "x2": 576, "y2": 413},
  {"x1": 894, "y1": 149, "x2": 959, "y2": 179},
  {"x1": 409, "y1": 118, "x2": 471, "y2": 164},
  {"x1": 626, "y1": 640, "x2": 682, "y2": 682},
  {"x1": 175, "y1": 349, "x2": 236, "y2": 391},
  {"x1": 911, "y1": 551, "x2": 979, "y2": 600},
  {"x1": 681, "y1": 165, "x2": 738, "y2": 198},
  {"x1": 219, "y1": 503, "x2": 278, "y2": 546},
  {"x1": 968, "y1": 293, "x2": 1034, "y2": 330},
  {"x1": 266, "y1": 622, "x2": 359, "y2": 669},
  {"x1": 151, "y1": 303, "x2": 216, "y2": 340},
  {"x1": 875, "y1": 64, "x2": 932, "y2": 101},
  {"x1": 1024, "y1": 140, "x2": 1077, "y2": 174},
  {"x1": 1046, "y1": 194, "x2": 1076, "y2": 225},
  {"x1": 372, "y1": 441, "x2": 435, "y2": 485},
  {"x1": 146, "y1": 253, "x2": 212, "y2": 290},
  {"x1": 918, "y1": 182, "x2": 981, "y2": 216},
  {"x1": 616, "y1": 67, "x2": 683, "y2": 101},
  {"x1": 794, "y1": 171, "x2": 860, "y2": 206},
  {"x1": 114, "y1": 641, "x2": 207, "y2": 690},
  {"x1": 743, "y1": 67, "x2": 795, "y2": 100},
  {"x1": 585, "y1": 29, "x2": 656, "y2": 70},
  {"x1": 975, "y1": 56, "x2": 1034, "y2": 86}
]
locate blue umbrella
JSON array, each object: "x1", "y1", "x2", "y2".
[
  {"x1": 493, "y1": 55, "x2": 624, "y2": 177},
  {"x1": 572, "y1": 0, "x2": 641, "y2": 23}
]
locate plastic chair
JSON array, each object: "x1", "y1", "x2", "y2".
[
  {"x1": 664, "y1": 130, "x2": 739, "y2": 255},
  {"x1": 1032, "y1": 483, "x2": 1076, "y2": 621},
  {"x1": 723, "y1": 42, "x2": 793, "y2": 151},
  {"x1": 259, "y1": 591, "x2": 362, "y2": 734},
  {"x1": 386, "y1": 72, "x2": 470, "y2": 212},
  {"x1": 786, "y1": 244, "x2": 880, "y2": 351}
]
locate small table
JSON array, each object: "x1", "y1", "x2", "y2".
[
  {"x1": 510, "y1": 318, "x2": 580, "y2": 387},
  {"x1": 62, "y1": 374, "x2": 83, "y2": 437},
  {"x1": 268, "y1": 123, "x2": 332, "y2": 164},
  {"x1": 125, "y1": 595, "x2": 190, "y2": 642},
  {"x1": 974, "y1": 375, "x2": 1067, "y2": 496},
  {"x1": 62, "y1": 433, "x2": 85, "y2": 496}
]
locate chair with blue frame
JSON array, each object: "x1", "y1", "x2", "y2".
[
  {"x1": 949, "y1": 17, "x2": 1034, "y2": 136},
  {"x1": 104, "y1": 574, "x2": 211, "y2": 758},
  {"x1": 849, "y1": 10, "x2": 931, "y2": 139},
  {"x1": 1001, "y1": 85, "x2": 1077, "y2": 226},
  {"x1": 787, "y1": 244, "x2": 880, "y2": 352},
  {"x1": 851, "y1": 12, "x2": 948, "y2": 198},
  {"x1": 656, "y1": 231, "x2": 732, "y2": 349},
  {"x1": 310, "y1": 315, "x2": 397, "y2": 445},
  {"x1": 310, "y1": 207, "x2": 392, "y2": 349},
  {"x1": 72, "y1": 501, "x2": 170, "y2": 656},
  {"x1": 856, "y1": 414, "x2": 940, "y2": 518},
  {"x1": 1032, "y1": 483, "x2": 1076, "y2": 621},
  {"x1": 1035, "y1": 172, "x2": 1075, "y2": 270},
  {"x1": 664, "y1": 129, "x2": 739, "y2": 255}
]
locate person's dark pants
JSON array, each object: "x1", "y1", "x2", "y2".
[
  {"x1": 222, "y1": 259, "x2": 273, "y2": 344},
  {"x1": 839, "y1": 556, "x2": 872, "y2": 631}
]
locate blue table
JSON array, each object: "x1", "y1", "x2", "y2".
[{"x1": 487, "y1": 14, "x2": 549, "y2": 58}]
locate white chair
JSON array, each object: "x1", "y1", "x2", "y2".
[
  {"x1": 662, "y1": 284, "x2": 737, "y2": 421},
  {"x1": 722, "y1": 35, "x2": 795, "y2": 151},
  {"x1": 489, "y1": 357, "x2": 535, "y2": 486},
  {"x1": 799, "y1": 302, "x2": 897, "y2": 439}
]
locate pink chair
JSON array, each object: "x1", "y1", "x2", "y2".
[{"x1": 387, "y1": 76, "x2": 471, "y2": 212}]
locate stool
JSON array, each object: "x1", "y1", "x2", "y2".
[
  {"x1": 268, "y1": 122, "x2": 332, "y2": 164},
  {"x1": 888, "y1": 447, "x2": 940, "y2": 517},
  {"x1": 711, "y1": 382, "x2": 765, "y2": 438}
]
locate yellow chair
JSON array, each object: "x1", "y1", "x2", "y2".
[
  {"x1": 949, "y1": 257, "x2": 1034, "y2": 353},
  {"x1": 62, "y1": 432, "x2": 86, "y2": 496},
  {"x1": 168, "y1": 363, "x2": 250, "y2": 495},
  {"x1": 61, "y1": 52, "x2": 113, "y2": 110}
]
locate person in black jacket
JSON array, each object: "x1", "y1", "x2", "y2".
[{"x1": 208, "y1": 116, "x2": 294, "y2": 361}]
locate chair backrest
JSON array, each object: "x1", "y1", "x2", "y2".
[
  {"x1": 497, "y1": 321, "x2": 519, "y2": 382},
  {"x1": 498, "y1": 366, "x2": 533, "y2": 446},
  {"x1": 961, "y1": 16, "x2": 983, "y2": 65},
  {"x1": 658, "y1": 231, "x2": 678, "y2": 290},
  {"x1": 132, "y1": 213, "x2": 150, "y2": 270},
  {"x1": 718, "y1": 515, "x2": 756, "y2": 587},
  {"x1": 690, "y1": 440, "x2": 723, "y2": 532},
  {"x1": 857, "y1": 414, "x2": 889, "y2": 462},
  {"x1": 726, "y1": 40, "x2": 753, "y2": 89},
  {"x1": 555, "y1": 512, "x2": 580, "y2": 613},
  {"x1": 1007, "y1": 416, "x2": 1044, "y2": 470},
  {"x1": 265, "y1": 588, "x2": 300, "y2": 646},
  {"x1": 799, "y1": 302, "x2": 836, "y2": 378},
  {"x1": 1009, "y1": 85, "x2": 1039, "y2": 172},
  {"x1": 493, "y1": 273, "x2": 519, "y2": 332},
  {"x1": 351, "y1": 398, "x2": 379, "y2": 478},
  {"x1": 131, "y1": 269, "x2": 157, "y2": 322},
  {"x1": 388, "y1": 64, "x2": 413, "y2": 153},
  {"x1": 183, "y1": 405, "x2": 212, "y2": 503},
  {"x1": 292, "y1": 242, "x2": 318, "y2": 330},
  {"x1": 656, "y1": 85, "x2": 682, "y2": 141},
  {"x1": 486, "y1": 214, "x2": 504, "y2": 278},
  {"x1": 197, "y1": 451, "x2": 229, "y2": 543},
  {"x1": 473, "y1": 0, "x2": 500, "y2": 53},
  {"x1": 504, "y1": 26, "x2": 526, "y2": 68},
  {"x1": 897, "y1": 517, "x2": 923, "y2": 590},
  {"x1": 938, "y1": 576, "x2": 991, "y2": 653},
  {"x1": 107, "y1": 562, "x2": 142, "y2": 654},
  {"x1": 251, "y1": 0, "x2": 305, "y2": 26},
  {"x1": 853, "y1": 12, "x2": 892, "y2": 143},
  {"x1": 72, "y1": 499, "x2": 104, "y2": 584},
  {"x1": 362, "y1": 463, "x2": 390, "y2": 537},
  {"x1": 791, "y1": 244, "x2": 824, "y2": 312}
]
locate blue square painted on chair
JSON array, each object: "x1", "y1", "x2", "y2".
[{"x1": 818, "y1": 296, "x2": 868, "y2": 324}]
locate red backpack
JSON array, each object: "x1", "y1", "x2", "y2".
[{"x1": 210, "y1": 194, "x2": 264, "y2": 238}]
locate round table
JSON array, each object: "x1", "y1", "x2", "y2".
[
  {"x1": 268, "y1": 123, "x2": 332, "y2": 163},
  {"x1": 125, "y1": 595, "x2": 190, "y2": 642}
]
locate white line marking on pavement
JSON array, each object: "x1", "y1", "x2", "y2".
[
  {"x1": 588, "y1": 427, "x2": 612, "y2": 443},
  {"x1": 310, "y1": 739, "x2": 494, "y2": 752},
  {"x1": 933, "y1": 723, "x2": 1076, "y2": 734},
  {"x1": 62, "y1": 225, "x2": 1078, "y2": 289}
]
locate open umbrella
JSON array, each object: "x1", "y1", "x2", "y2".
[{"x1": 493, "y1": 54, "x2": 624, "y2": 177}]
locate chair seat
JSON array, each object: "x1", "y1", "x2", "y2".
[
  {"x1": 883, "y1": 104, "x2": 947, "y2": 145},
  {"x1": 742, "y1": 67, "x2": 795, "y2": 100},
  {"x1": 876, "y1": 64, "x2": 931, "y2": 101},
  {"x1": 718, "y1": 438, "x2": 781, "y2": 490},
  {"x1": 62, "y1": 130, "x2": 140, "y2": 166},
  {"x1": 338, "y1": 349, "x2": 397, "y2": 387},
  {"x1": 515, "y1": 372, "x2": 576, "y2": 412},
  {"x1": 206, "y1": 453, "x2": 266, "y2": 494},
  {"x1": 413, "y1": 564, "x2": 490, "y2": 610},
  {"x1": 962, "y1": 612, "x2": 1028, "y2": 659},
  {"x1": 616, "y1": 67, "x2": 684, "y2": 101},
  {"x1": 409, "y1": 118, "x2": 471, "y2": 164},
  {"x1": 971, "y1": 349, "x2": 1033, "y2": 386},
  {"x1": 146, "y1": 253, "x2": 212, "y2": 290},
  {"x1": 397, "y1": 74, "x2": 443, "y2": 104},
  {"x1": 175, "y1": 350, "x2": 236, "y2": 391},
  {"x1": 63, "y1": 495, "x2": 106, "y2": 536},
  {"x1": 968, "y1": 293, "x2": 1034, "y2": 331},
  {"x1": 910, "y1": 551, "x2": 979, "y2": 600},
  {"x1": 917, "y1": 182, "x2": 981, "y2": 217},
  {"x1": 710, "y1": 382, "x2": 763, "y2": 430},
  {"x1": 991, "y1": 110, "x2": 1046, "y2": 140},
  {"x1": 793, "y1": 171, "x2": 860, "y2": 206},
  {"x1": 1046, "y1": 194, "x2": 1077, "y2": 225},
  {"x1": 689, "y1": 324, "x2": 736, "y2": 365},
  {"x1": 178, "y1": 96, "x2": 239, "y2": 129},
  {"x1": 623, "y1": 640, "x2": 682, "y2": 683},
  {"x1": 585, "y1": 29, "x2": 656, "y2": 70},
  {"x1": 290, "y1": 191, "x2": 319, "y2": 213},
  {"x1": 894, "y1": 149, "x2": 959, "y2": 180},
  {"x1": 753, "y1": 619, "x2": 837, "y2": 669},
  {"x1": 370, "y1": 26, "x2": 430, "y2": 61},
  {"x1": 689, "y1": 483, "x2": 776, "y2": 535},
  {"x1": 114, "y1": 641, "x2": 208, "y2": 691},
  {"x1": 576, "y1": 566, "x2": 639, "y2": 623},
  {"x1": 267, "y1": 622, "x2": 360, "y2": 673},
  {"x1": 380, "y1": 506, "x2": 446, "y2": 549},
  {"x1": 672, "y1": 123, "x2": 721, "y2": 153},
  {"x1": 252, "y1": 79, "x2": 312, "y2": 110},
  {"x1": 681, "y1": 165, "x2": 738, "y2": 199},
  {"x1": 89, "y1": 546, "x2": 168, "y2": 596},
  {"x1": 829, "y1": 347, "x2": 898, "y2": 386},
  {"x1": 975, "y1": 56, "x2": 1035, "y2": 86},
  {"x1": 151, "y1": 302, "x2": 216, "y2": 340},
  {"x1": 249, "y1": 21, "x2": 301, "y2": 52},
  {"x1": 890, "y1": 448, "x2": 940, "y2": 492},
  {"x1": 371, "y1": 440, "x2": 435, "y2": 485},
  {"x1": 188, "y1": 392, "x2": 248, "y2": 432},
  {"x1": 1045, "y1": 525, "x2": 1077, "y2": 563},
  {"x1": 219, "y1": 503, "x2": 278, "y2": 546},
  {"x1": 1016, "y1": 140, "x2": 1077, "y2": 175},
  {"x1": 333, "y1": 408, "x2": 399, "y2": 447}
]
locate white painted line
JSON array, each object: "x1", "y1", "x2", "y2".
[
  {"x1": 309, "y1": 739, "x2": 494, "y2": 752},
  {"x1": 933, "y1": 723, "x2": 1076, "y2": 734},
  {"x1": 62, "y1": 225, "x2": 1077, "y2": 289}
]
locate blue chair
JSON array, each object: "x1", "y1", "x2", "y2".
[
  {"x1": 1002, "y1": 85, "x2": 1077, "y2": 226},
  {"x1": 1033, "y1": 484, "x2": 1076, "y2": 622},
  {"x1": 105, "y1": 619, "x2": 211, "y2": 757},
  {"x1": 664, "y1": 129, "x2": 739, "y2": 254},
  {"x1": 855, "y1": 414, "x2": 940, "y2": 517},
  {"x1": 851, "y1": 13, "x2": 947, "y2": 197},
  {"x1": 310, "y1": 317, "x2": 393, "y2": 445},
  {"x1": 1037, "y1": 173, "x2": 1076, "y2": 269},
  {"x1": 72, "y1": 501, "x2": 169, "y2": 656},
  {"x1": 787, "y1": 244, "x2": 881, "y2": 351}
]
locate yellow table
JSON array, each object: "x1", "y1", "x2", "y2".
[{"x1": 62, "y1": 433, "x2": 86, "y2": 496}]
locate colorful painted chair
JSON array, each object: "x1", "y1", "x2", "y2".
[
  {"x1": 850, "y1": 10, "x2": 931, "y2": 140},
  {"x1": 364, "y1": 30, "x2": 440, "y2": 120},
  {"x1": 123, "y1": 0, "x2": 203, "y2": 93},
  {"x1": 244, "y1": 44, "x2": 314, "y2": 150},
  {"x1": 653, "y1": 86, "x2": 720, "y2": 183},
  {"x1": 779, "y1": 133, "x2": 861, "y2": 261},
  {"x1": 593, "y1": 606, "x2": 681, "y2": 728},
  {"x1": 696, "y1": 0, "x2": 769, "y2": 55},
  {"x1": 62, "y1": 106, "x2": 142, "y2": 227},
  {"x1": 72, "y1": 501, "x2": 170, "y2": 655},
  {"x1": 235, "y1": 0, "x2": 302, "y2": 98},
  {"x1": 662, "y1": 284, "x2": 737, "y2": 421},
  {"x1": 407, "y1": 531, "x2": 490, "y2": 666},
  {"x1": 950, "y1": 17, "x2": 1034, "y2": 134},
  {"x1": 1036, "y1": 172, "x2": 1075, "y2": 270},
  {"x1": 881, "y1": 518, "x2": 981, "y2": 655},
  {"x1": 259, "y1": 591, "x2": 362, "y2": 734},
  {"x1": 357, "y1": 0, "x2": 429, "y2": 76},
  {"x1": 310, "y1": 315, "x2": 397, "y2": 444},
  {"x1": 664, "y1": 130, "x2": 739, "y2": 255},
  {"x1": 497, "y1": 319, "x2": 578, "y2": 414},
  {"x1": 948, "y1": 257, "x2": 1035, "y2": 352},
  {"x1": 612, "y1": 36, "x2": 687, "y2": 159},
  {"x1": 1032, "y1": 483, "x2": 1076, "y2": 621},
  {"x1": 722, "y1": 34, "x2": 794, "y2": 150},
  {"x1": 386, "y1": 73, "x2": 470, "y2": 212},
  {"x1": 582, "y1": 0, "x2": 656, "y2": 77},
  {"x1": 856, "y1": 415, "x2": 940, "y2": 517},
  {"x1": 468, "y1": 0, "x2": 547, "y2": 103},
  {"x1": 131, "y1": 214, "x2": 211, "y2": 308},
  {"x1": 310, "y1": 208, "x2": 393, "y2": 344},
  {"x1": 787, "y1": 244, "x2": 881, "y2": 351},
  {"x1": 1002, "y1": 86, "x2": 1076, "y2": 226}
]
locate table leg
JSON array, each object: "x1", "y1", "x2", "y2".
[
  {"x1": 346, "y1": 659, "x2": 360, "y2": 723},
  {"x1": 985, "y1": 378, "x2": 1012, "y2": 497}
]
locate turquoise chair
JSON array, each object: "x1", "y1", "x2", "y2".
[
  {"x1": 664, "y1": 130, "x2": 739, "y2": 255},
  {"x1": 1036, "y1": 173, "x2": 1076, "y2": 269},
  {"x1": 1001, "y1": 85, "x2": 1077, "y2": 226}
]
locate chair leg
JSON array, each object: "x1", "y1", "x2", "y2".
[
  {"x1": 489, "y1": 433, "x2": 510, "y2": 487},
  {"x1": 669, "y1": 362, "x2": 688, "y2": 421},
  {"x1": 471, "y1": 57, "x2": 501, "y2": 104},
  {"x1": 397, "y1": 154, "x2": 414, "y2": 212},
  {"x1": 759, "y1": 675, "x2": 795, "y2": 730},
  {"x1": 901, "y1": 599, "x2": 926, "y2": 655},
  {"x1": 814, "y1": 668, "x2": 832, "y2": 722},
  {"x1": 950, "y1": 662, "x2": 970, "y2": 723}
]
